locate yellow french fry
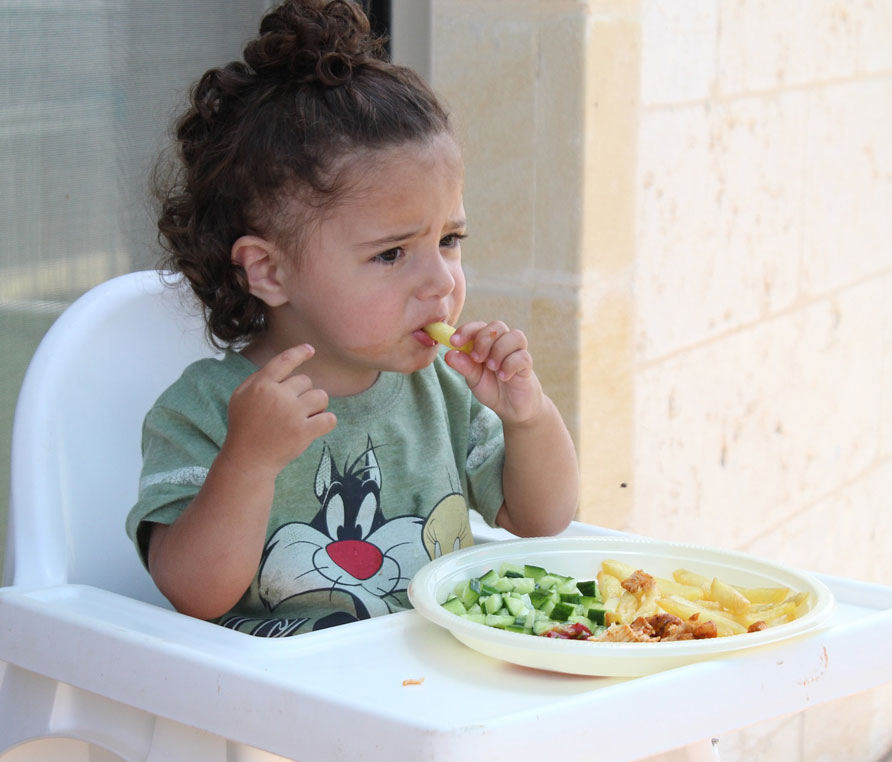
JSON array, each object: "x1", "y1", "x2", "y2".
[
  {"x1": 658, "y1": 595, "x2": 747, "y2": 636},
  {"x1": 597, "y1": 571, "x2": 624, "y2": 601},
  {"x1": 615, "y1": 591, "x2": 639, "y2": 624},
  {"x1": 732, "y1": 585, "x2": 790, "y2": 604},
  {"x1": 673, "y1": 568, "x2": 712, "y2": 592},
  {"x1": 602, "y1": 559, "x2": 637, "y2": 582},
  {"x1": 710, "y1": 577, "x2": 751, "y2": 614},
  {"x1": 422, "y1": 322, "x2": 473, "y2": 354},
  {"x1": 654, "y1": 577, "x2": 705, "y2": 601}
]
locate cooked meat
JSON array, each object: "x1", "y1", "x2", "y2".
[
  {"x1": 590, "y1": 612, "x2": 718, "y2": 642},
  {"x1": 621, "y1": 569, "x2": 657, "y2": 595},
  {"x1": 747, "y1": 620, "x2": 767, "y2": 633}
]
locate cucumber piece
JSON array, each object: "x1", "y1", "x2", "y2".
[
  {"x1": 510, "y1": 577, "x2": 536, "y2": 595},
  {"x1": 454, "y1": 580, "x2": 480, "y2": 608},
  {"x1": 550, "y1": 601, "x2": 576, "y2": 622},
  {"x1": 586, "y1": 603, "x2": 608, "y2": 626},
  {"x1": 557, "y1": 578, "x2": 580, "y2": 595},
  {"x1": 504, "y1": 596, "x2": 528, "y2": 617},
  {"x1": 537, "y1": 574, "x2": 561, "y2": 591},
  {"x1": 480, "y1": 583, "x2": 501, "y2": 596},
  {"x1": 483, "y1": 593, "x2": 503, "y2": 614},
  {"x1": 524, "y1": 564, "x2": 547, "y2": 580},
  {"x1": 479, "y1": 569, "x2": 499, "y2": 585},
  {"x1": 499, "y1": 562, "x2": 525, "y2": 578},
  {"x1": 577, "y1": 580, "x2": 599, "y2": 598},
  {"x1": 484, "y1": 614, "x2": 514, "y2": 628},
  {"x1": 441, "y1": 597, "x2": 467, "y2": 615},
  {"x1": 464, "y1": 613, "x2": 486, "y2": 624},
  {"x1": 559, "y1": 592, "x2": 582, "y2": 604},
  {"x1": 529, "y1": 590, "x2": 552, "y2": 609},
  {"x1": 504, "y1": 624, "x2": 533, "y2": 634},
  {"x1": 466, "y1": 603, "x2": 482, "y2": 615},
  {"x1": 491, "y1": 577, "x2": 515, "y2": 593},
  {"x1": 540, "y1": 599, "x2": 556, "y2": 617},
  {"x1": 533, "y1": 619, "x2": 556, "y2": 636}
]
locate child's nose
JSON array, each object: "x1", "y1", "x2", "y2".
[{"x1": 417, "y1": 252, "x2": 456, "y2": 299}]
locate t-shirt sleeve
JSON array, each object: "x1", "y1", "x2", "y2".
[
  {"x1": 125, "y1": 403, "x2": 221, "y2": 567},
  {"x1": 463, "y1": 398, "x2": 505, "y2": 527}
]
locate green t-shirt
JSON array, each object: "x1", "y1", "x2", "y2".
[{"x1": 126, "y1": 350, "x2": 505, "y2": 636}]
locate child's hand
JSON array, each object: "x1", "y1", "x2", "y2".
[
  {"x1": 222, "y1": 344, "x2": 337, "y2": 476},
  {"x1": 444, "y1": 321, "x2": 545, "y2": 425}
]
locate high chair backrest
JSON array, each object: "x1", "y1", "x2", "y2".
[{"x1": 6, "y1": 271, "x2": 218, "y2": 605}]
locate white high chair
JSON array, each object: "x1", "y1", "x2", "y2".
[
  {"x1": 2, "y1": 271, "x2": 890, "y2": 762},
  {"x1": 0, "y1": 271, "x2": 287, "y2": 760}
]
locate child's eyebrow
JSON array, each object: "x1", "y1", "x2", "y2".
[{"x1": 359, "y1": 218, "x2": 467, "y2": 249}]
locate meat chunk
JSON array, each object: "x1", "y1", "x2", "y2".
[
  {"x1": 621, "y1": 569, "x2": 657, "y2": 595},
  {"x1": 590, "y1": 612, "x2": 719, "y2": 642}
]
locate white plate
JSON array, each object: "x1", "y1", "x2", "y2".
[{"x1": 407, "y1": 536, "x2": 835, "y2": 677}]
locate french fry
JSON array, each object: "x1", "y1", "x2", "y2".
[
  {"x1": 601, "y1": 559, "x2": 638, "y2": 582},
  {"x1": 615, "y1": 591, "x2": 639, "y2": 624},
  {"x1": 732, "y1": 585, "x2": 790, "y2": 604},
  {"x1": 736, "y1": 601, "x2": 796, "y2": 629},
  {"x1": 710, "y1": 577, "x2": 751, "y2": 614},
  {"x1": 657, "y1": 595, "x2": 748, "y2": 637},
  {"x1": 597, "y1": 571, "x2": 624, "y2": 601},
  {"x1": 788, "y1": 591, "x2": 812, "y2": 619},
  {"x1": 633, "y1": 593, "x2": 659, "y2": 620},
  {"x1": 422, "y1": 322, "x2": 473, "y2": 354},
  {"x1": 673, "y1": 568, "x2": 712, "y2": 592},
  {"x1": 654, "y1": 577, "x2": 705, "y2": 601}
]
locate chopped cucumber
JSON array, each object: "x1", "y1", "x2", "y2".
[
  {"x1": 524, "y1": 564, "x2": 547, "y2": 580},
  {"x1": 499, "y1": 561, "x2": 525, "y2": 578},
  {"x1": 441, "y1": 560, "x2": 606, "y2": 641}
]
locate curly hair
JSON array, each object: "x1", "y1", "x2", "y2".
[{"x1": 154, "y1": 0, "x2": 451, "y2": 347}]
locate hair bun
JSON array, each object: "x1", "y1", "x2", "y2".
[{"x1": 244, "y1": 0, "x2": 384, "y2": 87}]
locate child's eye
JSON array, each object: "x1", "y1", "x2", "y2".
[
  {"x1": 374, "y1": 248, "x2": 404, "y2": 265},
  {"x1": 440, "y1": 233, "x2": 467, "y2": 249}
]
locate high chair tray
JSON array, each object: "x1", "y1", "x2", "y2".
[{"x1": 1, "y1": 524, "x2": 891, "y2": 762}]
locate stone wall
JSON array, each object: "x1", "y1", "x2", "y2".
[{"x1": 431, "y1": 0, "x2": 892, "y2": 759}]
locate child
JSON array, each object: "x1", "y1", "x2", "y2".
[{"x1": 126, "y1": 0, "x2": 578, "y2": 637}]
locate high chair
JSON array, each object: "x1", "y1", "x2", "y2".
[{"x1": 2, "y1": 271, "x2": 890, "y2": 762}]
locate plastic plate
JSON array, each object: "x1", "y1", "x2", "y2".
[{"x1": 407, "y1": 536, "x2": 835, "y2": 677}]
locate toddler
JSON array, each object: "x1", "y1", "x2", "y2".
[{"x1": 126, "y1": 0, "x2": 579, "y2": 636}]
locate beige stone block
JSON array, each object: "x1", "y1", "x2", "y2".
[
  {"x1": 582, "y1": 14, "x2": 640, "y2": 275},
  {"x1": 636, "y1": 93, "x2": 804, "y2": 361},
  {"x1": 800, "y1": 682, "x2": 892, "y2": 762},
  {"x1": 529, "y1": 291, "x2": 581, "y2": 427},
  {"x1": 632, "y1": 278, "x2": 887, "y2": 547},
  {"x1": 577, "y1": 275, "x2": 635, "y2": 529},
  {"x1": 741, "y1": 461, "x2": 892, "y2": 584},
  {"x1": 716, "y1": 714, "x2": 803, "y2": 762},
  {"x1": 431, "y1": 10, "x2": 539, "y2": 279},
  {"x1": 534, "y1": 12, "x2": 589, "y2": 277},
  {"x1": 641, "y1": 0, "x2": 717, "y2": 105},
  {"x1": 717, "y1": 0, "x2": 867, "y2": 93},
  {"x1": 801, "y1": 80, "x2": 892, "y2": 296}
]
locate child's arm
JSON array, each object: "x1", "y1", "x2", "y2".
[
  {"x1": 147, "y1": 344, "x2": 336, "y2": 620},
  {"x1": 444, "y1": 322, "x2": 579, "y2": 537}
]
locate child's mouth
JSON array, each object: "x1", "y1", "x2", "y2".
[{"x1": 413, "y1": 329, "x2": 438, "y2": 348}]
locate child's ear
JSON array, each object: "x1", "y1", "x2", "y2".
[{"x1": 231, "y1": 236, "x2": 289, "y2": 307}]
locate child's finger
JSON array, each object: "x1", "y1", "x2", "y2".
[
  {"x1": 482, "y1": 326, "x2": 528, "y2": 371},
  {"x1": 492, "y1": 348, "x2": 534, "y2": 382},
  {"x1": 454, "y1": 320, "x2": 506, "y2": 362},
  {"x1": 260, "y1": 344, "x2": 315, "y2": 382}
]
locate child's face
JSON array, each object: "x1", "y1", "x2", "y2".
[{"x1": 273, "y1": 132, "x2": 467, "y2": 388}]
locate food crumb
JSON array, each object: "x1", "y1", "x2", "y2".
[{"x1": 402, "y1": 678, "x2": 425, "y2": 686}]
